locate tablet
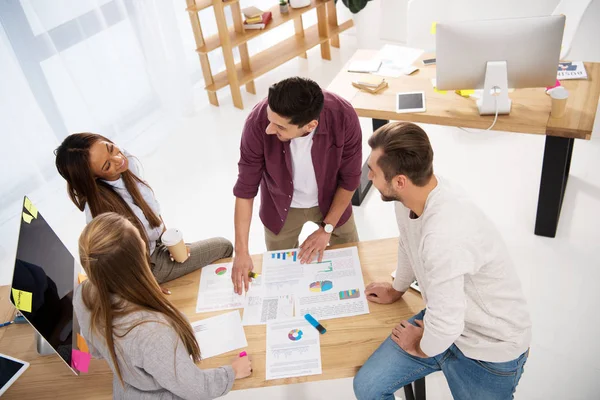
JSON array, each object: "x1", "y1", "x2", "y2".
[
  {"x1": 396, "y1": 91, "x2": 426, "y2": 113},
  {"x1": 0, "y1": 353, "x2": 29, "y2": 396}
]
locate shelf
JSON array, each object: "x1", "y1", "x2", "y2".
[
  {"x1": 186, "y1": 0, "x2": 239, "y2": 13},
  {"x1": 196, "y1": 0, "x2": 328, "y2": 54},
  {"x1": 205, "y1": 19, "x2": 353, "y2": 92}
]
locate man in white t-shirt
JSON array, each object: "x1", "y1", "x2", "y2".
[
  {"x1": 353, "y1": 122, "x2": 532, "y2": 400},
  {"x1": 231, "y1": 77, "x2": 362, "y2": 294}
]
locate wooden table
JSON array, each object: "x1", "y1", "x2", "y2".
[
  {"x1": 0, "y1": 238, "x2": 424, "y2": 399},
  {"x1": 328, "y1": 50, "x2": 600, "y2": 238}
]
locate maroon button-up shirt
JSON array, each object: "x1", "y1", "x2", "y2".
[{"x1": 233, "y1": 90, "x2": 362, "y2": 235}]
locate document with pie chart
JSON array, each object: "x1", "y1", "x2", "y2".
[
  {"x1": 196, "y1": 262, "x2": 256, "y2": 313},
  {"x1": 265, "y1": 317, "x2": 322, "y2": 380},
  {"x1": 295, "y1": 247, "x2": 370, "y2": 321}
]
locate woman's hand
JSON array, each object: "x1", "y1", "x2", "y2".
[
  {"x1": 231, "y1": 355, "x2": 252, "y2": 379},
  {"x1": 169, "y1": 246, "x2": 191, "y2": 263}
]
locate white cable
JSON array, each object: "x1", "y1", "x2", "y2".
[{"x1": 459, "y1": 92, "x2": 499, "y2": 133}]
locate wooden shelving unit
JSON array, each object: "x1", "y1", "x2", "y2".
[{"x1": 185, "y1": 0, "x2": 353, "y2": 109}]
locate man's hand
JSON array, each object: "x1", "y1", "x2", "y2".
[
  {"x1": 365, "y1": 282, "x2": 404, "y2": 304},
  {"x1": 391, "y1": 320, "x2": 428, "y2": 358},
  {"x1": 232, "y1": 253, "x2": 253, "y2": 295},
  {"x1": 298, "y1": 227, "x2": 331, "y2": 264}
]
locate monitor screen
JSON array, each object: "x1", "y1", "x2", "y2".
[{"x1": 11, "y1": 197, "x2": 76, "y2": 372}]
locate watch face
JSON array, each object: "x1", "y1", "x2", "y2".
[{"x1": 324, "y1": 224, "x2": 334, "y2": 233}]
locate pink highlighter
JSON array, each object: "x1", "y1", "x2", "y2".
[{"x1": 239, "y1": 351, "x2": 247, "y2": 358}]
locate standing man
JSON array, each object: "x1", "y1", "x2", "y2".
[
  {"x1": 232, "y1": 77, "x2": 362, "y2": 294},
  {"x1": 354, "y1": 122, "x2": 531, "y2": 399}
]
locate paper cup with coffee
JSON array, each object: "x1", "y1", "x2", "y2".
[
  {"x1": 161, "y1": 228, "x2": 188, "y2": 263},
  {"x1": 550, "y1": 86, "x2": 569, "y2": 118}
]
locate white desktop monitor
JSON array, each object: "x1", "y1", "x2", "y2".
[{"x1": 436, "y1": 15, "x2": 565, "y2": 115}]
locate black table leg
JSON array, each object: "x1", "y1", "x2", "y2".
[
  {"x1": 403, "y1": 378, "x2": 426, "y2": 400},
  {"x1": 534, "y1": 136, "x2": 574, "y2": 238},
  {"x1": 352, "y1": 118, "x2": 389, "y2": 206}
]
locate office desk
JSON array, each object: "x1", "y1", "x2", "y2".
[
  {"x1": 328, "y1": 50, "x2": 600, "y2": 238},
  {"x1": 0, "y1": 238, "x2": 425, "y2": 399}
]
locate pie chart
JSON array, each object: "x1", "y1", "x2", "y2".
[
  {"x1": 309, "y1": 280, "x2": 333, "y2": 292},
  {"x1": 288, "y1": 329, "x2": 303, "y2": 341},
  {"x1": 215, "y1": 266, "x2": 227, "y2": 276}
]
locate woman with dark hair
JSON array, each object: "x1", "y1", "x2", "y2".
[{"x1": 55, "y1": 133, "x2": 233, "y2": 288}]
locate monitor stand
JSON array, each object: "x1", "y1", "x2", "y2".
[
  {"x1": 478, "y1": 61, "x2": 512, "y2": 115},
  {"x1": 36, "y1": 332, "x2": 55, "y2": 356}
]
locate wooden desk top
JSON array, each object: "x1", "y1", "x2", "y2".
[
  {"x1": 327, "y1": 49, "x2": 600, "y2": 140},
  {"x1": 0, "y1": 238, "x2": 424, "y2": 398}
]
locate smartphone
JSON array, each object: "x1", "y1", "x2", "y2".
[{"x1": 422, "y1": 58, "x2": 436, "y2": 66}]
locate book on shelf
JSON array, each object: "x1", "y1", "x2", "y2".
[
  {"x1": 244, "y1": 11, "x2": 272, "y2": 30},
  {"x1": 241, "y1": 6, "x2": 264, "y2": 19}
]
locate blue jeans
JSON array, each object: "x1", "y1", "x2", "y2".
[{"x1": 353, "y1": 310, "x2": 528, "y2": 400}]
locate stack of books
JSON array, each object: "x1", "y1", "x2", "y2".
[
  {"x1": 351, "y1": 76, "x2": 388, "y2": 94},
  {"x1": 242, "y1": 6, "x2": 272, "y2": 30}
]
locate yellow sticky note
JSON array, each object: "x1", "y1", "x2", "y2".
[
  {"x1": 77, "y1": 333, "x2": 90, "y2": 353},
  {"x1": 430, "y1": 22, "x2": 437, "y2": 35},
  {"x1": 24, "y1": 198, "x2": 38, "y2": 219},
  {"x1": 22, "y1": 212, "x2": 33, "y2": 224},
  {"x1": 78, "y1": 273, "x2": 88, "y2": 284},
  {"x1": 12, "y1": 288, "x2": 33, "y2": 313},
  {"x1": 455, "y1": 89, "x2": 475, "y2": 97}
]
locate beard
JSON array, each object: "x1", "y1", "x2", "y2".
[{"x1": 379, "y1": 186, "x2": 401, "y2": 203}]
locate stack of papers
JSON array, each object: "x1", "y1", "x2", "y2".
[
  {"x1": 376, "y1": 45, "x2": 424, "y2": 78},
  {"x1": 193, "y1": 246, "x2": 370, "y2": 379}
]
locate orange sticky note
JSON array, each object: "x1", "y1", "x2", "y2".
[
  {"x1": 11, "y1": 288, "x2": 33, "y2": 313},
  {"x1": 22, "y1": 212, "x2": 33, "y2": 224},
  {"x1": 77, "y1": 333, "x2": 90, "y2": 353},
  {"x1": 78, "y1": 273, "x2": 88, "y2": 284},
  {"x1": 430, "y1": 22, "x2": 437, "y2": 35}
]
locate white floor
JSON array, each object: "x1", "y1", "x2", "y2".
[{"x1": 3, "y1": 34, "x2": 600, "y2": 399}]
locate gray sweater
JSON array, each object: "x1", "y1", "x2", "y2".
[{"x1": 73, "y1": 284, "x2": 235, "y2": 399}]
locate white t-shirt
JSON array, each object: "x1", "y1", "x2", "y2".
[
  {"x1": 84, "y1": 153, "x2": 164, "y2": 255},
  {"x1": 393, "y1": 177, "x2": 531, "y2": 362},
  {"x1": 290, "y1": 129, "x2": 319, "y2": 208}
]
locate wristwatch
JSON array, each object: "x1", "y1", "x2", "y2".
[{"x1": 321, "y1": 221, "x2": 334, "y2": 234}]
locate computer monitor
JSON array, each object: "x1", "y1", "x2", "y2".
[
  {"x1": 436, "y1": 15, "x2": 565, "y2": 115},
  {"x1": 10, "y1": 197, "x2": 79, "y2": 375}
]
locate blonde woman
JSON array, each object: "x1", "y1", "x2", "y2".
[{"x1": 74, "y1": 212, "x2": 252, "y2": 399}]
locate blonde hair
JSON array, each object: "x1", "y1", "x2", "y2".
[{"x1": 78, "y1": 212, "x2": 200, "y2": 385}]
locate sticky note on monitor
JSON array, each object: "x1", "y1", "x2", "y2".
[
  {"x1": 11, "y1": 288, "x2": 33, "y2": 313},
  {"x1": 77, "y1": 333, "x2": 90, "y2": 353},
  {"x1": 71, "y1": 349, "x2": 91, "y2": 373},
  {"x1": 430, "y1": 22, "x2": 437, "y2": 35},
  {"x1": 22, "y1": 212, "x2": 33, "y2": 224},
  {"x1": 24, "y1": 197, "x2": 38, "y2": 219}
]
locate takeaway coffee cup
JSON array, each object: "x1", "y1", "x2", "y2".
[
  {"x1": 550, "y1": 86, "x2": 569, "y2": 118},
  {"x1": 161, "y1": 228, "x2": 188, "y2": 263}
]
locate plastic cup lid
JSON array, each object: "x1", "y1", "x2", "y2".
[
  {"x1": 550, "y1": 86, "x2": 569, "y2": 100},
  {"x1": 161, "y1": 228, "x2": 183, "y2": 246}
]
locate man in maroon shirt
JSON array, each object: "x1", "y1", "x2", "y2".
[{"x1": 232, "y1": 77, "x2": 362, "y2": 294}]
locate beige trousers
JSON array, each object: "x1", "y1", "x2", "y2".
[{"x1": 264, "y1": 207, "x2": 359, "y2": 251}]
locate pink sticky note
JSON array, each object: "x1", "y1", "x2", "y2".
[
  {"x1": 71, "y1": 349, "x2": 92, "y2": 373},
  {"x1": 546, "y1": 79, "x2": 561, "y2": 92}
]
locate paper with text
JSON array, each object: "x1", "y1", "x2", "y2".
[
  {"x1": 191, "y1": 311, "x2": 247, "y2": 359},
  {"x1": 266, "y1": 317, "x2": 322, "y2": 380}
]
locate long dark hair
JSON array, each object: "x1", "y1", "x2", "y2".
[
  {"x1": 79, "y1": 213, "x2": 200, "y2": 385},
  {"x1": 55, "y1": 133, "x2": 162, "y2": 249}
]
